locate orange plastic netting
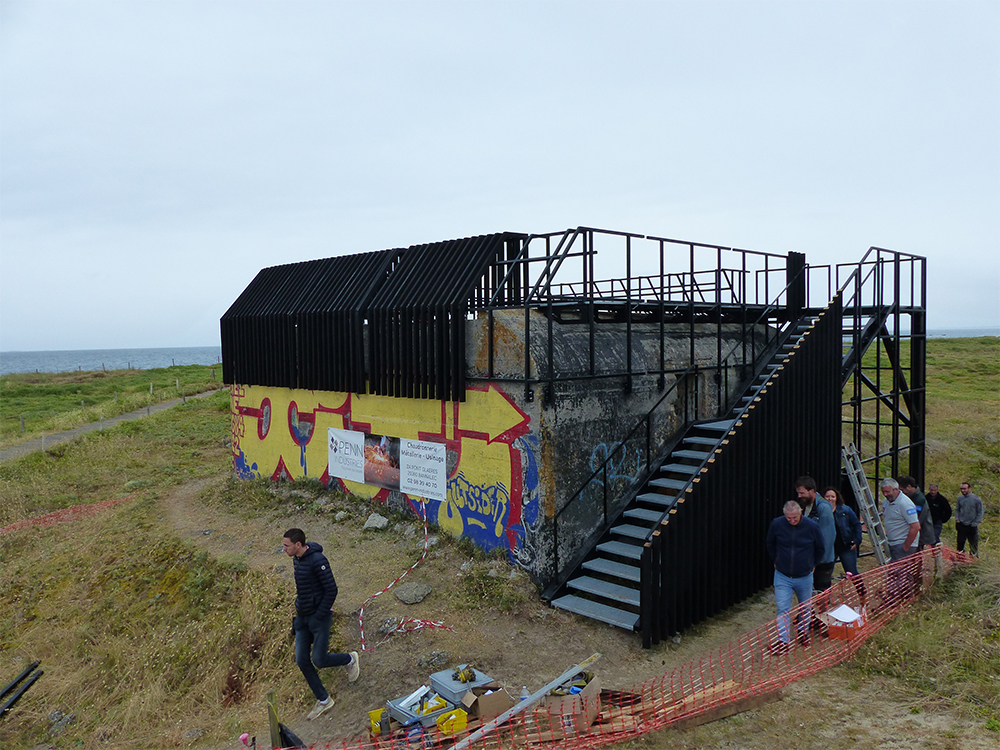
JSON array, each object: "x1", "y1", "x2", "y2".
[
  {"x1": 300, "y1": 546, "x2": 975, "y2": 750},
  {"x1": 2, "y1": 500, "x2": 975, "y2": 750}
]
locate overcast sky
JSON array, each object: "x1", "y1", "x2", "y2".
[{"x1": 1, "y1": 0, "x2": 998, "y2": 352}]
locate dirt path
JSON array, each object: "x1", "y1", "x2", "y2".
[
  {"x1": 0, "y1": 388, "x2": 225, "y2": 464},
  {"x1": 158, "y1": 479, "x2": 998, "y2": 750}
]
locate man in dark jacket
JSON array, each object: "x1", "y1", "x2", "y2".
[
  {"x1": 898, "y1": 475, "x2": 936, "y2": 551},
  {"x1": 925, "y1": 484, "x2": 952, "y2": 544},
  {"x1": 766, "y1": 501, "x2": 825, "y2": 649},
  {"x1": 283, "y1": 528, "x2": 360, "y2": 720}
]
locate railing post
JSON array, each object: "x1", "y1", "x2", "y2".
[{"x1": 603, "y1": 462, "x2": 609, "y2": 525}]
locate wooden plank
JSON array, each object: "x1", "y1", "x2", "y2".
[
  {"x1": 670, "y1": 689, "x2": 784, "y2": 730},
  {"x1": 452, "y1": 653, "x2": 602, "y2": 750}
]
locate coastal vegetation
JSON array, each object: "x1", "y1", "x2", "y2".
[
  {"x1": 0, "y1": 338, "x2": 996, "y2": 748},
  {"x1": 0, "y1": 364, "x2": 223, "y2": 450}
]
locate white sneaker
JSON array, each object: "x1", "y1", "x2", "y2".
[
  {"x1": 347, "y1": 651, "x2": 360, "y2": 683},
  {"x1": 306, "y1": 698, "x2": 334, "y2": 720}
]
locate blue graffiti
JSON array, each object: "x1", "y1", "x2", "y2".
[
  {"x1": 589, "y1": 441, "x2": 644, "y2": 486},
  {"x1": 519, "y1": 434, "x2": 540, "y2": 527},
  {"x1": 445, "y1": 472, "x2": 510, "y2": 553},
  {"x1": 234, "y1": 450, "x2": 259, "y2": 480},
  {"x1": 510, "y1": 435, "x2": 541, "y2": 569}
]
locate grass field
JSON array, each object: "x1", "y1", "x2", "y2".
[
  {"x1": 0, "y1": 364, "x2": 223, "y2": 450},
  {"x1": 0, "y1": 338, "x2": 996, "y2": 748}
]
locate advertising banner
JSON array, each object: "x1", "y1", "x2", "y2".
[
  {"x1": 327, "y1": 429, "x2": 447, "y2": 500},
  {"x1": 400, "y1": 439, "x2": 447, "y2": 501},
  {"x1": 328, "y1": 428, "x2": 365, "y2": 483}
]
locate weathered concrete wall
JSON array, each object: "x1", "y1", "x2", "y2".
[
  {"x1": 230, "y1": 311, "x2": 772, "y2": 589},
  {"x1": 468, "y1": 310, "x2": 772, "y2": 583}
]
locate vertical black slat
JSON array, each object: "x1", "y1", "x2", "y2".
[
  {"x1": 910, "y1": 307, "x2": 926, "y2": 485},
  {"x1": 377, "y1": 294, "x2": 389, "y2": 396},
  {"x1": 455, "y1": 301, "x2": 467, "y2": 402},
  {"x1": 437, "y1": 303, "x2": 448, "y2": 402},
  {"x1": 678, "y1": 491, "x2": 694, "y2": 631},
  {"x1": 393, "y1": 305, "x2": 404, "y2": 398},
  {"x1": 658, "y1": 518, "x2": 671, "y2": 641},
  {"x1": 418, "y1": 302, "x2": 428, "y2": 400},
  {"x1": 649, "y1": 530, "x2": 661, "y2": 645},
  {"x1": 641, "y1": 542, "x2": 653, "y2": 649},
  {"x1": 449, "y1": 303, "x2": 460, "y2": 403},
  {"x1": 444, "y1": 304, "x2": 454, "y2": 402}
]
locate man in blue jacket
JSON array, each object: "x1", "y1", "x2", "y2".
[
  {"x1": 283, "y1": 528, "x2": 360, "y2": 720},
  {"x1": 766, "y1": 501, "x2": 826, "y2": 650}
]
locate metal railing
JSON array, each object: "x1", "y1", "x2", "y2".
[{"x1": 547, "y1": 268, "x2": 810, "y2": 589}]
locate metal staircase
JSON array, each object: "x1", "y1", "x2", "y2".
[{"x1": 550, "y1": 316, "x2": 819, "y2": 630}]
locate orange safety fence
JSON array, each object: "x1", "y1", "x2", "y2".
[
  {"x1": 0, "y1": 494, "x2": 137, "y2": 536},
  {"x1": 0, "y1": 501, "x2": 975, "y2": 749},
  {"x1": 295, "y1": 546, "x2": 976, "y2": 750}
]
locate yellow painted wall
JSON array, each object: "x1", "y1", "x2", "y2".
[{"x1": 231, "y1": 383, "x2": 541, "y2": 556}]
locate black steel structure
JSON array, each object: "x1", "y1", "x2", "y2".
[{"x1": 222, "y1": 228, "x2": 927, "y2": 645}]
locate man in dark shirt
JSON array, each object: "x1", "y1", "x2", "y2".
[
  {"x1": 925, "y1": 484, "x2": 952, "y2": 544},
  {"x1": 283, "y1": 528, "x2": 360, "y2": 720}
]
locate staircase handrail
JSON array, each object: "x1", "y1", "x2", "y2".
[
  {"x1": 551, "y1": 361, "x2": 699, "y2": 579},
  {"x1": 551, "y1": 266, "x2": 810, "y2": 581},
  {"x1": 637, "y1": 269, "x2": 815, "y2": 544}
]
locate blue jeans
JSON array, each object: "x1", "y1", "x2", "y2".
[
  {"x1": 837, "y1": 548, "x2": 859, "y2": 576},
  {"x1": 294, "y1": 611, "x2": 351, "y2": 701},
  {"x1": 774, "y1": 569, "x2": 813, "y2": 644}
]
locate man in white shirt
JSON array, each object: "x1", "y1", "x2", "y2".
[{"x1": 880, "y1": 478, "x2": 920, "y2": 561}]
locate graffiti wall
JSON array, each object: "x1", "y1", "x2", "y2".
[{"x1": 231, "y1": 383, "x2": 542, "y2": 561}]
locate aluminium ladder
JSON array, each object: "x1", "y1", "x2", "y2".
[{"x1": 841, "y1": 443, "x2": 890, "y2": 565}]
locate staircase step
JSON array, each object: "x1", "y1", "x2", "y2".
[
  {"x1": 698, "y1": 420, "x2": 736, "y2": 432},
  {"x1": 661, "y1": 462, "x2": 699, "y2": 475},
  {"x1": 611, "y1": 523, "x2": 651, "y2": 540},
  {"x1": 649, "y1": 476, "x2": 688, "y2": 491},
  {"x1": 596, "y1": 540, "x2": 643, "y2": 560},
  {"x1": 673, "y1": 449, "x2": 712, "y2": 460},
  {"x1": 624, "y1": 507, "x2": 665, "y2": 523},
  {"x1": 582, "y1": 557, "x2": 641, "y2": 583},
  {"x1": 551, "y1": 594, "x2": 639, "y2": 630},
  {"x1": 683, "y1": 436, "x2": 719, "y2": 446},
  {"x1": 635, "y1": 492, "x2": 676, "y2": 507},
  {"x1": 567, "y1": 576, "x2": 640, "y2": 607}
]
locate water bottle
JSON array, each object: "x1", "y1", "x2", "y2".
[{"x1": 520, "y1": 685, "x2": 529, "y2": 701}]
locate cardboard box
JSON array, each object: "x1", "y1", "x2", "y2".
[
  {"x1": 459, "y1": 682, "x2": 516, "y2": 722},
  {"x1": 532, "y1": 674, "x2": 601, "y2": 738},
  {"x1": 819, "y1": 604, "x2": 867, "y2": 641},
  {"x1": 386, "y1": 691, "x2": 457, "y2": 728}
]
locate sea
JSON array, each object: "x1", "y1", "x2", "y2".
[{"x1": 0, "y1": 346, "x2": 222, "y2": 376}]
